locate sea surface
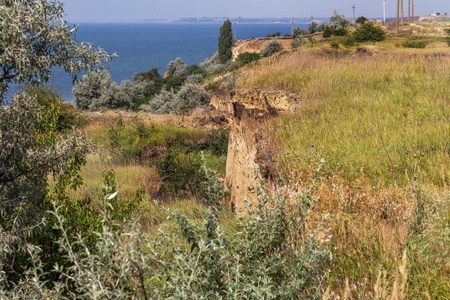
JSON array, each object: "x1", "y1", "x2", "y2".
[{"x1": 9, "y1": 23, "x2": 308, "y2": 102}]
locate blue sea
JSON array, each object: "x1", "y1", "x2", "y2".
[{"x1": 10, "y1": 23, "x2": 308, "y2": 102}]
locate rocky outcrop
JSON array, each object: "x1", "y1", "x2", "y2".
[{"x1": 213, "y1": 89, "x2": 298, "y2": 211}]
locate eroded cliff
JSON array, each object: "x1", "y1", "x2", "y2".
[{"x1": 210, "y1": 88, "x2": 298, "y2": 211}]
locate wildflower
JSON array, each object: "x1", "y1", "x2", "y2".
[
  {"x1": 311, "y1": 144, "x2": 315, "y2": 147},
  {"x1": 307, "y1": 236, "x2": 311, "y2": 239},
  {"x1": 328, "y1": 235, "x2": 332, "y2": 239},
  {"x1": 334, "y1": 246, "x2": 338, "y2": 250}
]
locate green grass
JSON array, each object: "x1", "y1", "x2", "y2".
[
  {"x1": 242, "y1": 51, "x2": 449, "y2": 187},
  {"x1": 238, "y1": 46, "x2": 450, "y2": 298}
]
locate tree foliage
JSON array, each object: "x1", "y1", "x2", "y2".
[
  {"x1": 218, "y1": 20, "x2": 233, "y2": 63},
  {"x1": 73, "y1": 70, "x2": 148, "y2": 111},
  {"x1": 329, "y1": 11, "x2": 354, "y2": 29},
  {"x1": 0, "y1": 0, "x2": 113, "y2": 102}
]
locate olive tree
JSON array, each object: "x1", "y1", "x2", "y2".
[{"x1": 0, "y1": 0, "x2": 114, "y2": 102}]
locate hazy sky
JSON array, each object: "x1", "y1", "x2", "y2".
[{"x1": 61, "y1": 0, "x2": 450, "y2": 23}]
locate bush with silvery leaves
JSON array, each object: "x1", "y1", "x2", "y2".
[
  {"x1": 73, "y1": 69, "x2": 149, "y2": 111},
  {"x1": 261, "y1": 39, "x2": 285, "y2": 58},
  {"x1": 1, "y1": 178, "x2": 330, "y2": 299},
  {"x1": 167, "y1": 57, "x2": 188, "y2": 77}
]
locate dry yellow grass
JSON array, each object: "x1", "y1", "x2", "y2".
[{"x1": 63, "y1": 153, "x2": 162, "y2": 202}]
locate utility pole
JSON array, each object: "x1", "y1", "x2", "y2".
[
  {"x1": 401, "y1": 0, "x2": 404, "y2": 24},
  {"x1": 408, "y1": 0, "x2": 411, "y2": 22},
  {"x1": 311, "y1": 15, "x2": 314, "y2": 24},
  {"x1": 291, "y1": 19, "x2": 294, "y2": 35},
  {"x1": 412, "y1": 0, "x2": 414, "y2": 22},
  {"x1": 382, "y1": 0, "x2": 386, "y2": 24},
  {"x1": 396, "y1": 0, "x2": 400, "y2": 34},
  {"x1": 353, "y1": 4, "x2": 356, "y2": 23},
  {"x1": 234, "y1": 19, "x2": 237, "y2": 40}
]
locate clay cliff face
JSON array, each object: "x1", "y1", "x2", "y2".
[{"x1": 210, "y1": 88, "x2": 298, "y2": 211}]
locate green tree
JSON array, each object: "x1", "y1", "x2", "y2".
[
  {"x1": 218, "y1": 20, "x2": 233, "y2": 63},
  {"x1": 0, "y1": 0, "x2": 114, "y2": 102}
]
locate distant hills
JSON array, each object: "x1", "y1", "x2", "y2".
[{"x1": 140, "y1": 17, "x2": 330, "y2": 24}]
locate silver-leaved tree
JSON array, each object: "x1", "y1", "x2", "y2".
[
  {"x1": 0, "y1": 0, "x2": 111, "y2": 281},
  {"x1": 0, "y1": 0, "x2": 113, "y2": 102}
]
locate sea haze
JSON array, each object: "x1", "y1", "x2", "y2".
[{"x1": 40, "y1": 23, "x2": 307, "y2": 102}]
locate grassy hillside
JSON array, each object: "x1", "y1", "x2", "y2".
[{"x1": 237, "y1": 44, "x2": 450, "y2": 298}]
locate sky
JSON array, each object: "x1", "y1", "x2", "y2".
[{"x1": 61, "y1": 0, "x2": 450, "y2": 23}]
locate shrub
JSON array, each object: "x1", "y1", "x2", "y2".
[
  {"x1": 293, "y1": 26, "x2": 308, "y2": 38},
  {"x1": 267, "y1": 32, "x2": 281, "y2": 37},
  {"x1": 237, "y1": 52, "x2": 260, "y2": 65},
  {"x1": 23, "y1": 85, "x2": 86, "y2": 131},
  {"x1": 356, "y1": 16, "x2": 368, "y2": 24},
  {"x1": 308, "y1": 22, "x2": 319, "y2": 34},
  {"x1": 185, "y1": 74, "x2": 204, "y2": 85},
  {"x1": 175, "y1": 83, "x2": 211, "y2": 114},
  {"x1": 330, "y1": 41, "x2": 340, "y2": 49},
  {"x1": 166, "y1": 57, "x2": 188, "y2": 77},
  {"x1": 353, "y1": 22, "x2": 386, "y2": 42},
  {"x1": 164, "y1": 74, "x2": 186, "y2": 92},
  {"x1": 402, "y1": 38, "x2": 428, "y2": 48},
  {"x1": 323, "y1": 27, "x2": 348, "y2": 38},
  {"x1": 323, "y1": 26, "x2": 334, "y2": 38},
  {"x1": 291, "y1": 37, "x2": 306, "y2": 48},
  {"x1": 260, "y1": 39, "x2": 284, "y2": 58},
  {"x1": 445, "y1": 28, "x2": 450, "y2": 46},
  {"x1": 73, "y1": 70, "x2": 148, "y2": 111},
  {"x1": 0, "y1": 177, "x2": 329, "y2": 299},
  {"x1": 157, "y1": 147, "x2": 205, "y2": 196},
  {"x1": 200, "y1": 55, "x2": 226, "y2": 74},
  {"x1": 187, "y1": 64, "x2": 206, "y2": 77},
  {"x1": 341, "y1": 35, "x2": 356, "y2": 46},
  {"x1": 140, "y1": 89, "x2": 177, "y2": 114}
]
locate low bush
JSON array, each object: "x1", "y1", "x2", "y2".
[
  {"x1": 261, "y1": 39, "x2": 284, "y2": 58},
  {"x1": 353, "y1": 22, "x2": 386, "y2": 42},
  {"x1": 402, "y1": 38, "x2": 428, "y2": 48},
  {"x1": 445, "y1": 28, "x2": 450, "y2": 46},
  {"x1": 1, "y1": 176, "x2": 330, "y2": 299},
  {"x1": 291, "y1": 37, "x2": 305, "y2": 49},
  {"x1": 266, "y1": 32, "x2": 281, "y2": 38},
  {"x1": 341, "y1": 35, "x2": 356, "y2": 46},
  {"x1": 23, "y1": 85, "x2": 86, "y2": 131},
  {"x1": 237, "y1": 52, "x2": 260, "y2": 65}
]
